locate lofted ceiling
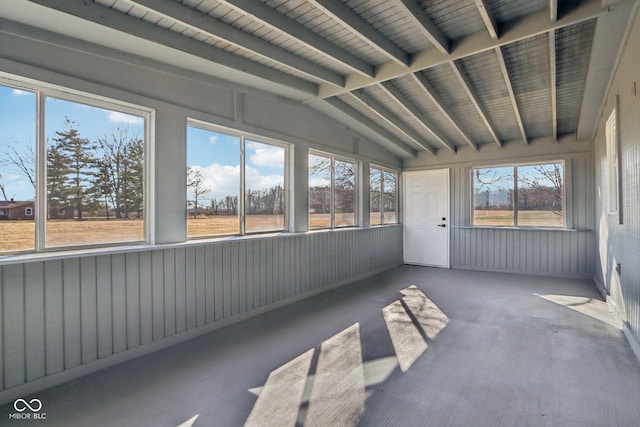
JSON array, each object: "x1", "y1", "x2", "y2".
[{"x1": 1, "y1": 0, "x2": 634, "y2": 158}]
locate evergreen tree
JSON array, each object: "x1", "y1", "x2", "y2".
[
  {"x1": 47, "y1": 143, "x2": 71, "y2": 217},
  {"x1": 52, "y1": 118, "x2": 97, "y2": 220}
]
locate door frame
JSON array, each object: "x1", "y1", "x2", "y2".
[{"x1": 402, "y1": 168, "x2": 450, "y2": 268}]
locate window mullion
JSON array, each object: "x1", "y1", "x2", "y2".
[
  {"x1": 35, "y1": 92, "x2": 47, "y2": 251},
  {"x1": 330, "y1": 157, "x2": 335, "y2": 229},
  {"x1": 513, "y1": 166, "x2": 519, "y2": 226},
  {"x1": 240, "y1": 136, "x2": 246, "y2": 235}
]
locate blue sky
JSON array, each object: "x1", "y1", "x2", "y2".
[
  {"x1": 2, "y1": 84, "x2": 286, "y2": 204},
  {"x1": 186, "y1": 126, "x2": 284, "y2": 201},
  {"x1": 1, "y1": 85, "x2": 145, "y2": 201}
]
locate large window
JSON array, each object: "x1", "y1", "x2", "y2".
[
  {"x1": 473, "y1": 162, "x2": 564, "y2": 227},
  {"x1": 186, "y1": 122, "x2": 287, "y2": 238},
  {"x1": 0, "y1": 79, "x2": 149, "y2": 254},
  {"x1": 309, "y1": 152, "x2": 357, "y2": 229},
  {"x1": 370, "y1": 166, "x2": 398, "y2": 225}
]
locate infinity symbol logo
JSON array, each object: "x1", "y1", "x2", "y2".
[{"x1": 13, "y1": 398, "x2": 43, "y2": 412}]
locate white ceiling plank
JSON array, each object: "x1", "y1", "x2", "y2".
[
  {"x1": 449, "y1": 62, "x2": 502, "y2": 148},
  {"x1": 27, "y1": 0, "x2": 318, "y2": 94},
  {"x1": 549, "y1": 30, "x2": 557, "y2": 142},
  {"x1": 475, "y1": 0, "x2": 499, "y2": 39},
  {"x1": 350, "y1": 91, "x2": 436, "y2": 154},
  {"x1": 316, "y1": 0, "x2": 607, "y2": 99},
  {"x1": 495, "y1": 46, "x2": 528, "y2": 144},
  {"x1": 324, "y1": 97, "x2": 418, "y2": 157},
  {"x1": 379, "y1": 81, "x2": 457, "y2": 152},
  {"x1": 308, "y1": 0, "x2": 409, "y2": 66},
  {"x1": 215, "y1": 0, "x2": 375, "y2": 77},
  {"x1": 388, "y1": 0, "x2": 449, "y2": 54},
  {"x1": 408, "y1": 73, "x2": 478, "y2": 151},
  {"x1": 129, "y1": 0, "x2": 345, "y2": 87}
]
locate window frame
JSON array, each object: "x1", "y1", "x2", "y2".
[
  {"x1": 369, "y1": 164, "x2": 399, "y2": 226},
  {"x1": 605, "y1": 103, "x2": 623, "y2": 224},
  {"x1": 0, "y1": 74, "x2": 154, "y2": 254},
  {"x1": 471, "y1": 160, "x2": 566, "y2": 229},
  {"x1": 186, "y1": 119, "x2": 291, "y2": 239},
  {"x1": 308, "y1": 150, "x2": 359, "y2": 230}
]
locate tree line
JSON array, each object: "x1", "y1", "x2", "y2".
[
  {"x1": 1, "y1": 118, "x2": 144, "y2": 220},
  {"x1": 187, "y1": 167, "x2": 284, "y2": 218}
]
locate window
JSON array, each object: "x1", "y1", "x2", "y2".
[
  {"x1": 186, "y1": 122, "x2": 288, "y2": 238},
  {"x1": 473, "y1": 162, "x2": 564, "y2": 227},
  {"x1": 309, "y1": 152, "x2": 357, "y2": 229},
  {"x1": 370, "y1": 166, "x2": 398, "y2": 225},
  {"x1": 606, "y1": 106, "x2": 621, "y2": 219},
  {"x1": 0, "y1": 78, "x2": 149, "y2": 254}
]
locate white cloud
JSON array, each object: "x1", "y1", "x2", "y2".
[
  {"x1": 209, "y1": 135, "x2": 218, "y2": 145},
  {"x1": 245, "y1": 166, "x2": 283, "y2": 192},
  {"x1": 248, "y1": 143, "x2": 284, "y2": 168},
  {"x1": 188, "y1": 163, "x2": 284, "y2": 201},
  {"x1": 190, "y1": 163, "x2": 240, "y2": 201},
  {"x1": 12, "y1": 89, "x2": 31, "y2": 96},
  {"x1": 107, "y1": 111, "x2": 144, "y2": 125}
]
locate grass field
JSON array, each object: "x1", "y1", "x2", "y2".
[
  {"x1": 0, "y1": 219, "x2": 144, "y2": 252},
  {"x1": 473, "y1": 210, "x2": 562, "y2": 226},
  {"x1": 1, "y1": 212, "x2": 400, "y2": 253}
]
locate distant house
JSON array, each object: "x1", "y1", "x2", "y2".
[
  {"x1": 48, "y1": 207, "x2": 75, "y2": 219},
  {"x1": 0, "y1": 199, "x2": 35, "y2": 220}
]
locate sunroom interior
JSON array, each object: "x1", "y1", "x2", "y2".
[{"x1": 1, "y1": 0, "x2": 640, "y2": 425}]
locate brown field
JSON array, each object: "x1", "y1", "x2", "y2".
[
  {"x1": 473, "y1": 210, "x2": 563, "y2": 226},
  {"x1": 1, "y1": 212, "x2": 400, "y2": 253},
  {"x1": 0, "y1": 219, "x2": 144, "y2": 252}
]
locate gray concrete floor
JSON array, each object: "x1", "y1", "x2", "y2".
[{"x1": 2, "y1": 266, "x2": 640, "y2": 427}]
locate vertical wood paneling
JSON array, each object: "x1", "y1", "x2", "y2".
[
  {"x1": 111, "y1": 254, "x2": 127, "y2": 354},
  {"x1": 24, "y1": 262, "x2": 45, "y2": 382},
  {"x1": 238, "y1": 241, "x2": 247, "y2": 313},
  {"x1": 174, "y1": 248, "x2": 187, "y2": 334},
  {"x1": 63, "y1": 258, "x2": 81, "y2": 369},
  {"x1": 163, "y1": 249, "x2": 176, "y2": 336},
  {"x1": 1, "y1": 226, "x2": 403, "y2": 394},
  {"x1": 125, "y1": 252, "x2": 141, "y2": 349},
  {"x1": 184, "y1": 247, "x2": 196, "y2": 330},
  {"x1": 139, "y1": 251, "x2": 153, "y2": 345},
  {"x1": 96, "y1": 256, "x2": 113, "y2": 359},
  {"x1": 151, "y1": 250, "x2": 165, "y2": 340},
  {"x1": 205, "y1": 245, "x2": 215, "y2": 323},
  {"x1": 3, "y1": 264, "x2": 25, "y2": 388},
  {"x1": 214, "y1": 244, "x2": 223, "y2": 320},
  {"x1": 195, "y1": 246, "x2": 206, "y2": 327},
  {"x1": 44, "y1": 260, "x2": 64, "y2": 373},
  {"x1": 80, "y1": 257, "x2": 97, "y2": 363}
]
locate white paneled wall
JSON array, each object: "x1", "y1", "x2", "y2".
[
  {"x1": 594, "y1": 6, "x2": 640, "y2": 356},
  {"x1": 0, "y1": 226, "x2": 403, "y2": 399},
  {"x1": 449, "y1": 155, "x2": 595, "y2": 279}
]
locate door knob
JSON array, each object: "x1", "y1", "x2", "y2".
[{"x1": 437, "y1": 224, "x2": 446, "y2": 228}]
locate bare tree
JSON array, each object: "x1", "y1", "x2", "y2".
[{"x1": 187, "y1": 166, "x2": 210, "y2": 219}]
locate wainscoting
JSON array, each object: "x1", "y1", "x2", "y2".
[{"x1": 0, "y1": 226, "x2": 403, "y2": 402}]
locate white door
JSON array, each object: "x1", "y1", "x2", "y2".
[{"x1": 403, "y1": 169, "x2": 449, "y2": 267}]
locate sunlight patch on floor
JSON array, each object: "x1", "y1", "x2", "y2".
[
  {"x1": 244, "y1": 349, "x2": 314, "y2": 427},
  {"x1": 177, "y1": 414, "x2": 199, "y2": 427},
  {"x1": 243, "y1": 286, "x2": 448, "y2": 427},
  {"x1": 383, "y1": 300, "x2": 428, "y2": 372},
  {"x1": 536, "y1": 294, "x2": 621, "y2": 329}
]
